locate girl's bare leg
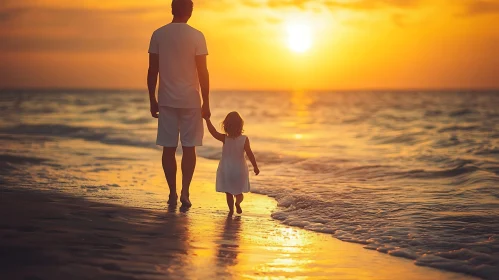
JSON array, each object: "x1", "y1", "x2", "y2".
[
  {"x1": 235, "y1": 194, "x2": 244, "y2": 214},
  {"x1": 226, "y1": 193, "x2": 234, "y2": 215}
]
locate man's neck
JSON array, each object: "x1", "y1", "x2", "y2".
[{"x1": 172, "y1": 16, "x2": 189, "y2": 23}]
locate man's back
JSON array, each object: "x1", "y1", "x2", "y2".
[
  {"x1": 148, "y1": 23, "x2": 208, "y2": 108},
  {"x1": 147, "y1": 0, "x2": 210, "y2": 208}
]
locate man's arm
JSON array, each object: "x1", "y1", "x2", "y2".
[
  {"x1": 196, "y1": 55, "x2": 210, "y2": 119},
  {"x1": 147, "y1": 53, "x2": 159, "y2": 118}
]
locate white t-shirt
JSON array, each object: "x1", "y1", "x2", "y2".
[{"x1": 148, "y1": 23, "x2": 208, "y2": 108}]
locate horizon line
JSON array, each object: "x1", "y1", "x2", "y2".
[{"x1": 1, "y1": 86, "x2": 498, "y2": 92}]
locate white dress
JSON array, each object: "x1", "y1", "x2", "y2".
[{"x1": 216, "y1": 135, "x2": 250, "y2": 195}]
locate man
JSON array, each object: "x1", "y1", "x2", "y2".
[{"x1": 147, "y1": 0, "x2": 210, "y2": 207}]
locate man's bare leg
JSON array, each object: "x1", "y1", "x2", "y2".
[
  {"x1": 162, "y1": 147, "x2": 178, "y2": 205},
  {"x1": 180, "y1": 146, "x2": 196, "y2": 207}
]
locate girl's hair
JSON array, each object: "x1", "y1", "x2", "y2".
[{"x1": 222, "y1": 111, "x2": 244, "y2": 138}]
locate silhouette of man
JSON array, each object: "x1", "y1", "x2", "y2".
[{"x1": 147, "y1": 0, "x2": 210, "y2": 207}]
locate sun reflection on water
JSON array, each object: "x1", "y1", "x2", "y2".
[
  {"x1": 289, "y1": 90, "x2": 315, "y2": 144},
  {"x1": 290, "y1": 90, "x2": 314, "y2": 123}
]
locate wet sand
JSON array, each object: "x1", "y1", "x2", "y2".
[{"x1": 0, "y1": 182, "x2": 477, "y2": 280}]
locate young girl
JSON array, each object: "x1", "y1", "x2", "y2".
[{"x1": 204, "y1": 111, "x2": 259, "y2": 215}]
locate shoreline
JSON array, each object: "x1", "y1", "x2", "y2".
[
  {"x1": 0, "y1": 183, "x2": 478, "y2": 279},
  {"x1": 0, "y1": 133, "x2": 490, "y2": 279}
]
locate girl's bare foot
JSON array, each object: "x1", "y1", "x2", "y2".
[
  {"x1": 235, "y1": 203, "x2": 242, "y2": 214},
  {"x1": 235, "y1": 194, "x2": 243, "y2": 214},
  {"x1": 226, "y1": 193, "x2": 234, "y2": 215}
]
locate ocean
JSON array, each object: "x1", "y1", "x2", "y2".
[{"x1": 0, "y1": 89, "x2": 498, "y2": 279}]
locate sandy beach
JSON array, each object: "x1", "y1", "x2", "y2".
[{"x1": 0, "y1": 167, "x2": 477, "y2": 279}]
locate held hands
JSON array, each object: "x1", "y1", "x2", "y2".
[
  {"x1": 202, "y1": 103, "x2": 211, "y2": 119},
  {"x1": 150, "y1": 100, "x2": 159, "y2": 118},
  {"x1": 254, "y1": 166, "x2": 260, "y2": 176}
]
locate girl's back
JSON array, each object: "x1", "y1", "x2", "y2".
[
  {"x1": 221, "y1": 135, "x2": 246, "y2": 162},
  {"x1": 217, "y1": 135, "x2": 249, "y2": 194}
]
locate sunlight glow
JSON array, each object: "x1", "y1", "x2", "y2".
[
  {"x1": 286, "y1": 22, "x2": 312, "y2": 53},
  {"x1": 3, "y1": 1, "x2": 497, "y2": 89}
]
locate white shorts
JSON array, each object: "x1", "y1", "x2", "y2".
[{"x1": 156, "y1": 106, "x2": 204, "y2": 147}]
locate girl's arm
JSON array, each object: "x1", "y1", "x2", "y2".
[
  {"x1": 205, "y1": 118, "x2": 225, "y2": 142},
  {"x1": 244, "y1": 137, "x2": 260, "y2": 175}
]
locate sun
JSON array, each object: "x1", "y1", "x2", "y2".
[{"x1": 286, "y1": 22, "x2": 312, "y2": 53}]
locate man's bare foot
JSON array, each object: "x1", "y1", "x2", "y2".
[
  {"x1": 167, "y1": 194, "x2": 178, "y2": 205},
  {"x1": 167, "y1": 204, "x2": 177, "y2": 212},
  {"x1": 180, "y1": 196, "x2": 192, "y2": 207},
  {"x1": 235, "y1": 203, "x2": 242, "y2": 214},
  {"x1": 228, "y1": 210, "x2": 234, "y2": 216}
]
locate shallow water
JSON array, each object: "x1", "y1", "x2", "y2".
[{"x1": 1, "y1": 89, "x2": 498, "y2": 279}]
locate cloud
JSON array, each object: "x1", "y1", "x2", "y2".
[
  {"x1": 325, "y1": 0, "x2": 419, "y2": 11},
  {"x1": 0, "y1": 7, "x2": 161, "y2": 52},
  {"x1": 0, "y1": 8, "x2": 28, "y2": 22},
  {"x1": 464, "y1": 0, "x2": 499, "y2": 16},
  {"x1": 241, "y1": 0, "x2": 420, "y2": 11},
  {"x1": 238, "y1": 0, "x2": 422, "y2": 28},
  {"x1": 0, "y1": 1, "x2": 242, "y2": 53}
]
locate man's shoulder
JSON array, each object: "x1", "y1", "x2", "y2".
[
  {"x1": 185, "y1": 25, "x2": 205, "y2": 37},
  {"x1": 189, "y1": 25, "x2": 203, "y2": 33},
  {"x1": 151, "y1": 24, "x2": 205, "y2": 41},
  {"x1": 152, "y1": 24, "x2": 169, "y2": 35},
  {"x1": 153, "y1": 24, "x2": 203, "y2": 34}
]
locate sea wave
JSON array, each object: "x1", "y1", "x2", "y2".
[
  {"x1": 250, "y1": 152, "x2": 499, "y2": 279},
  {"x1": 0, "y1": 124, "x2": 158, "y2": 150},
  {"x1": 252, "y1": 180, "x2": 499, "y2": 279}
]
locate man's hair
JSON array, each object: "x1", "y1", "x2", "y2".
[{"x1": 172, "y1": 0, "x2": 193, "y2": 17}]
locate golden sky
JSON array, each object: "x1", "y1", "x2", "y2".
[{"x1": 0, "y1": 0, "x2": 498, "y2": 90}]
